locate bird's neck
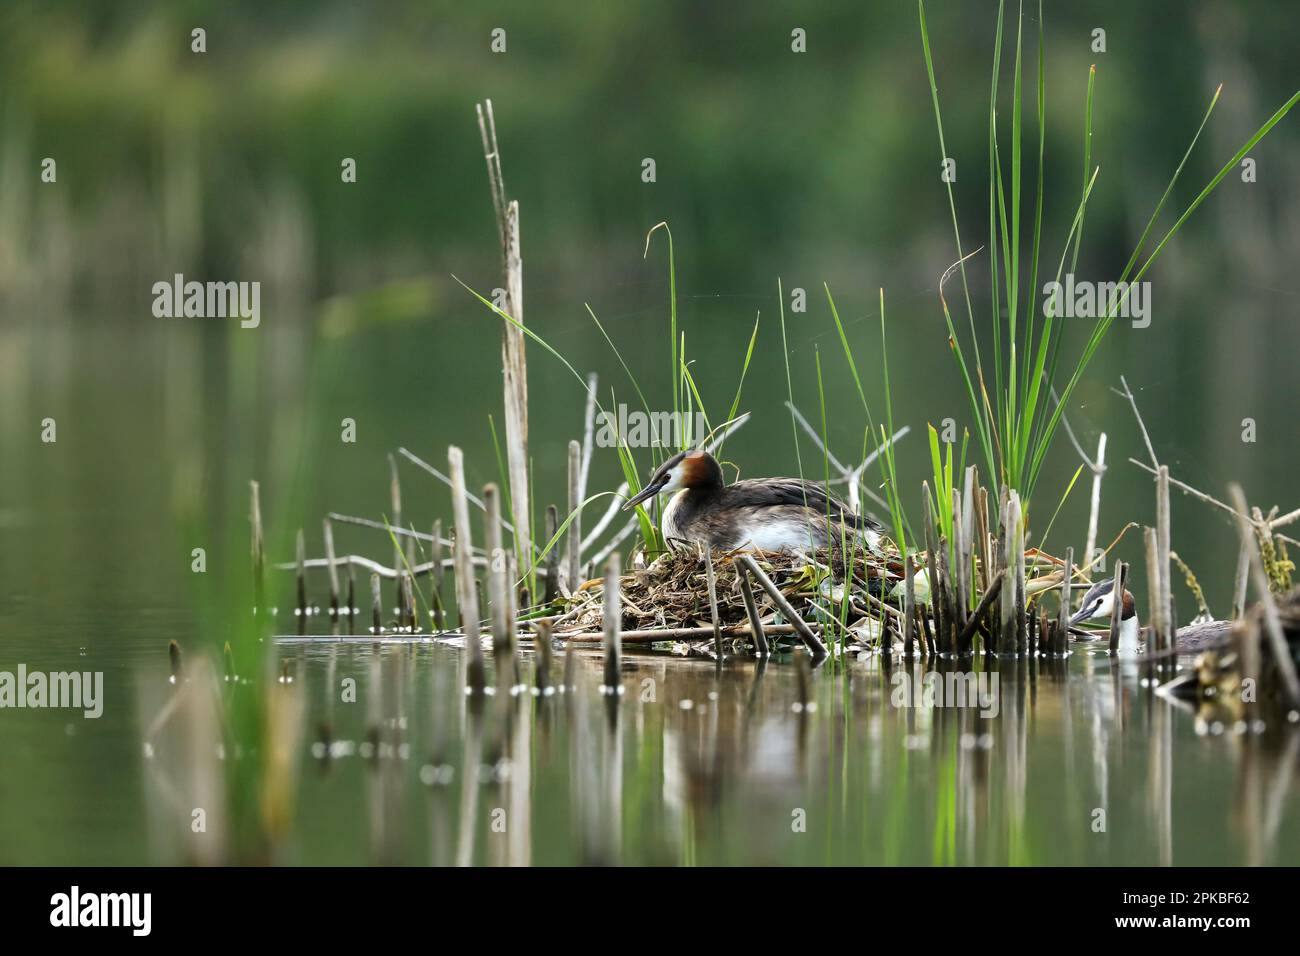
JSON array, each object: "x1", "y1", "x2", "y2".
[{"x1": 1118, "y1": 614, "x2": 1141, "y2": 658}]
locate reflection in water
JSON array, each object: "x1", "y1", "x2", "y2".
[{"x1": 132, "y1": 637, "x2": 1300, "y2": 866}]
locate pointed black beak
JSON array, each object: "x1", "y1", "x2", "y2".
[
  {"x1": 1068, "y1": 604, "x2": 1094, "y2": 627},
  {"x1": 622, "y1": 480, "x2": 664, "y2": 512}
]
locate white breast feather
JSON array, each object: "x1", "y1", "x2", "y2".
[
  {"x1": 739, "y1": 519, "x2": 822, "y2": 552},
  {"x1": 661, "y1": 490, "x2": 688, "y2": 542}
]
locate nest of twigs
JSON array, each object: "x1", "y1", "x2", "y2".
[{"x1": 554, "y1": 546, "x2": 907, "y2": 654}]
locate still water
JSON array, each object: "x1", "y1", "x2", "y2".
[
  {"x1": 2, "y1": 313, "x2": 1298, "y2": 866},
  {"x1": 12, "y1": 616, "x2": 1298, "y2": 867}
]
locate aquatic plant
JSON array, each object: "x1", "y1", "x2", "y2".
[{"x1": 918, "y1": 0, "x2": 1299, "y2": 513}]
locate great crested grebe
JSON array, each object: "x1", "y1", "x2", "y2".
[
  {"x1": 621, "y1": 449, "x2": 885, "y2": 553},
  {"x1": 1069, "y1": 578, "x2": 1232, "y2": 655},
  {"x1": 1070, "y1": 578, "x2": 1141, "y2": 656}
]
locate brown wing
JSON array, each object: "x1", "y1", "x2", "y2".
[{"x1": 721, "y1": 478, "x2": 883, "y2": 532}]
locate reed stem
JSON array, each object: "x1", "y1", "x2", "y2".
[
  {"x1": 534, "y1": 619, "x2": 553, "y2": 694},
  {"x1": 542, "y1": 505, "x2": 561, "y2": 606},
  {"x1": 296, "y1": 527, "x2": 307, "y2": 635},
  {"x1": 1056, "y1": 547, "x2": 1073, "y2": 657},
  {"x1": 1228, "y1": 484, "x2": 1300, "y2": 709},
  {"x1": 737, "y1": 567, "x2": 769, "y2": 657},
  {"x1": 602, "y1": 554, "x2": 622, "y2": 693},
  {"x1": 476, "y1": 99, "x2": 532, "y2": 572},
  {"x1": 323, "y1": 517, "x2": 340, "y2": 621},
  {"x1": 903, "y1": 552, "x2": 916, "y2": 660},
  {"x1": 1107, "y1": 561, "x2": 1127, "y2": 656},
  {"x1": 484, "y1": 483, "x2": 511, "y2": 663},
  {"x1": 736, "y1": 554, "x2": 826, "y2": 659},
  {"x1": 250, "y1": 480, "x2": 265, "y2": 614},
  {"x1": 567, "y1": 440, "x2": 582, "y2": 591},
  {"x1": 703, "y1": 544, "x2": 723, "y2": 661},
  {"x1": 430, "y1": 519, "x2": 446, "y2": 630},
  {"x1": 449, "y1": 446, "x2": 486, "y2": 692}
]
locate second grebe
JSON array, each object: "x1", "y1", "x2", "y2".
[
  {"x1": 1070, "y1": 578, "x2": 1141, "y2": 656},
  {"x1": 621, "y1": 449, "x2": 885, "y2": 553},
  {"x1": 1069, "y1": 578, "x2": 1232, "y2": 655}
]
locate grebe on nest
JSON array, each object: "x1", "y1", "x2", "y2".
[{"x1": 622, "y1": 449, "x2": 885, "y2": 553}]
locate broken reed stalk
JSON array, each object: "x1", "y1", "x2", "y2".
[
  {"x1": 1107, "y1": 561, "x2": 1127, "y2": 656},
  {"x1": 956, "y1": 489, "x2": 967, "y2": 639},
  {"x1": 370, "y1": 572, "x2": 382, "y2": 634},
  {"x1": 1155, "y1": 465, "x2": 1172, "y2": 659},
  {"x1": 736, "y1": 553, "x2": 826, "y2": 659},
  {"x1": 295, "y1": 528, "x2": 307, "y2": 633},
  {"x1": 395, "y1": 573, "x2": 406, "y2": 630},
  {"x1": 1167, "y1": 591, "x2": 1179, "y2": 674},
  {"x1": 934, "y1": 535, "x2": 952, "y2": 655},
  {"x1": 957, "y1": 470, "x2": 974, "y2": 637},
  {"x1": 1084, "y1": 433, "x2": 1107, "y2": 571},
  {"x1": 534, "y1": 620, "x2": 553, "y2": 694},
  {"x1": 477, "y1": 99, "x2": 532, "y2": 573},
  {"x1": 1228, "y1": 484, "x2": 1300, "y2": 709},
  {"x1": 1143, "y1": 526, "x2": 1162, "y2": 669},
  {"x1": 1056, "y1": 548, "x2": 1074, "y2": 657},
  {"x1": 323, "y1": 517, "x2": 340, "y2": 620},
  {"x1": 505, "y1": 552, "x2": 519, "y2": 674},
  {"x1": 1012, "y1": 492, "x2": 1027, "y2": 655},
  {"x1": 703, "y1": 544, "x2": 723, "y2": 661},
  {"x1": 388, "y1": 453, "x2": 403, "y2": 580},
  {"x1": 566, "y1": 440, "x2": 582, "y2": 592},
  {"x1": 448, "y1": 446, "x2": 486, "y2": 693},
  {"x1": 602, "y1": 554, "x2": 621, "y2": 693},
  {"x1": 1231, "y1": 530, "x2": 1251, "y2": 621},
  {"x1": 578, "y1": 372, "x2": 598, "y2": 503},
  {"x1": 998, "y1": 492, "x2": 1018, "y2": 656},
  {"x1": 736, "y1": 567, "x2": 769, "y2": 657},
  {"x1": 542, "y1": 505, "x2": 561, "y2": 606},
  {"x1": 974, "y1": 485, "x2": 991, "y2": 594},
  {"x1": 431, "y1": 519, "x2": 446, "y2": 630},
  {"x1": 918, "y1": 578, "x2": 935, "y2": 657},
  {"x1": 346, "y1": 565, "x2": 355, "y2": 633},
  {"x1": 956, "y1": 568, "x2": 1006, "y2": 651},
  {"x1": 404, "y1": 571, "x2": 417, "y2": 630},
  {"x1": 483, "y1": 483, "x2": 512, "y2": 663},
  {"x1": 903, "y1": 552, "x2": 916, "y2": 660},
  {"x1": 250, "y1": 480, "x2": 265, "y2": 614},
  {"x1": 922, "y1": 482, "x2": 941, "y2": 651},
  {"x1": 406, "y1": 524, "x2": 418, "y2": 597},
  {"x1": 403, "y1": 572, "x2": 413, "y2": 629}
]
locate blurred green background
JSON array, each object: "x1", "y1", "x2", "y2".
[{"x1": 0, "y1": 0, "x2": 1297, "y2": 863}]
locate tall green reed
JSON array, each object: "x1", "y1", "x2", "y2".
[{"x1": 918, "y1": 0, "x2": 1299, "y2": 517}]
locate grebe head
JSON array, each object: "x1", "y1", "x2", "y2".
[
  {"x1": 1069, "y1": 578, "x2": 1137, "y2": 626},
  {"x1": 621, "y1": 450, "x2": 723, "y2": 511}
]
